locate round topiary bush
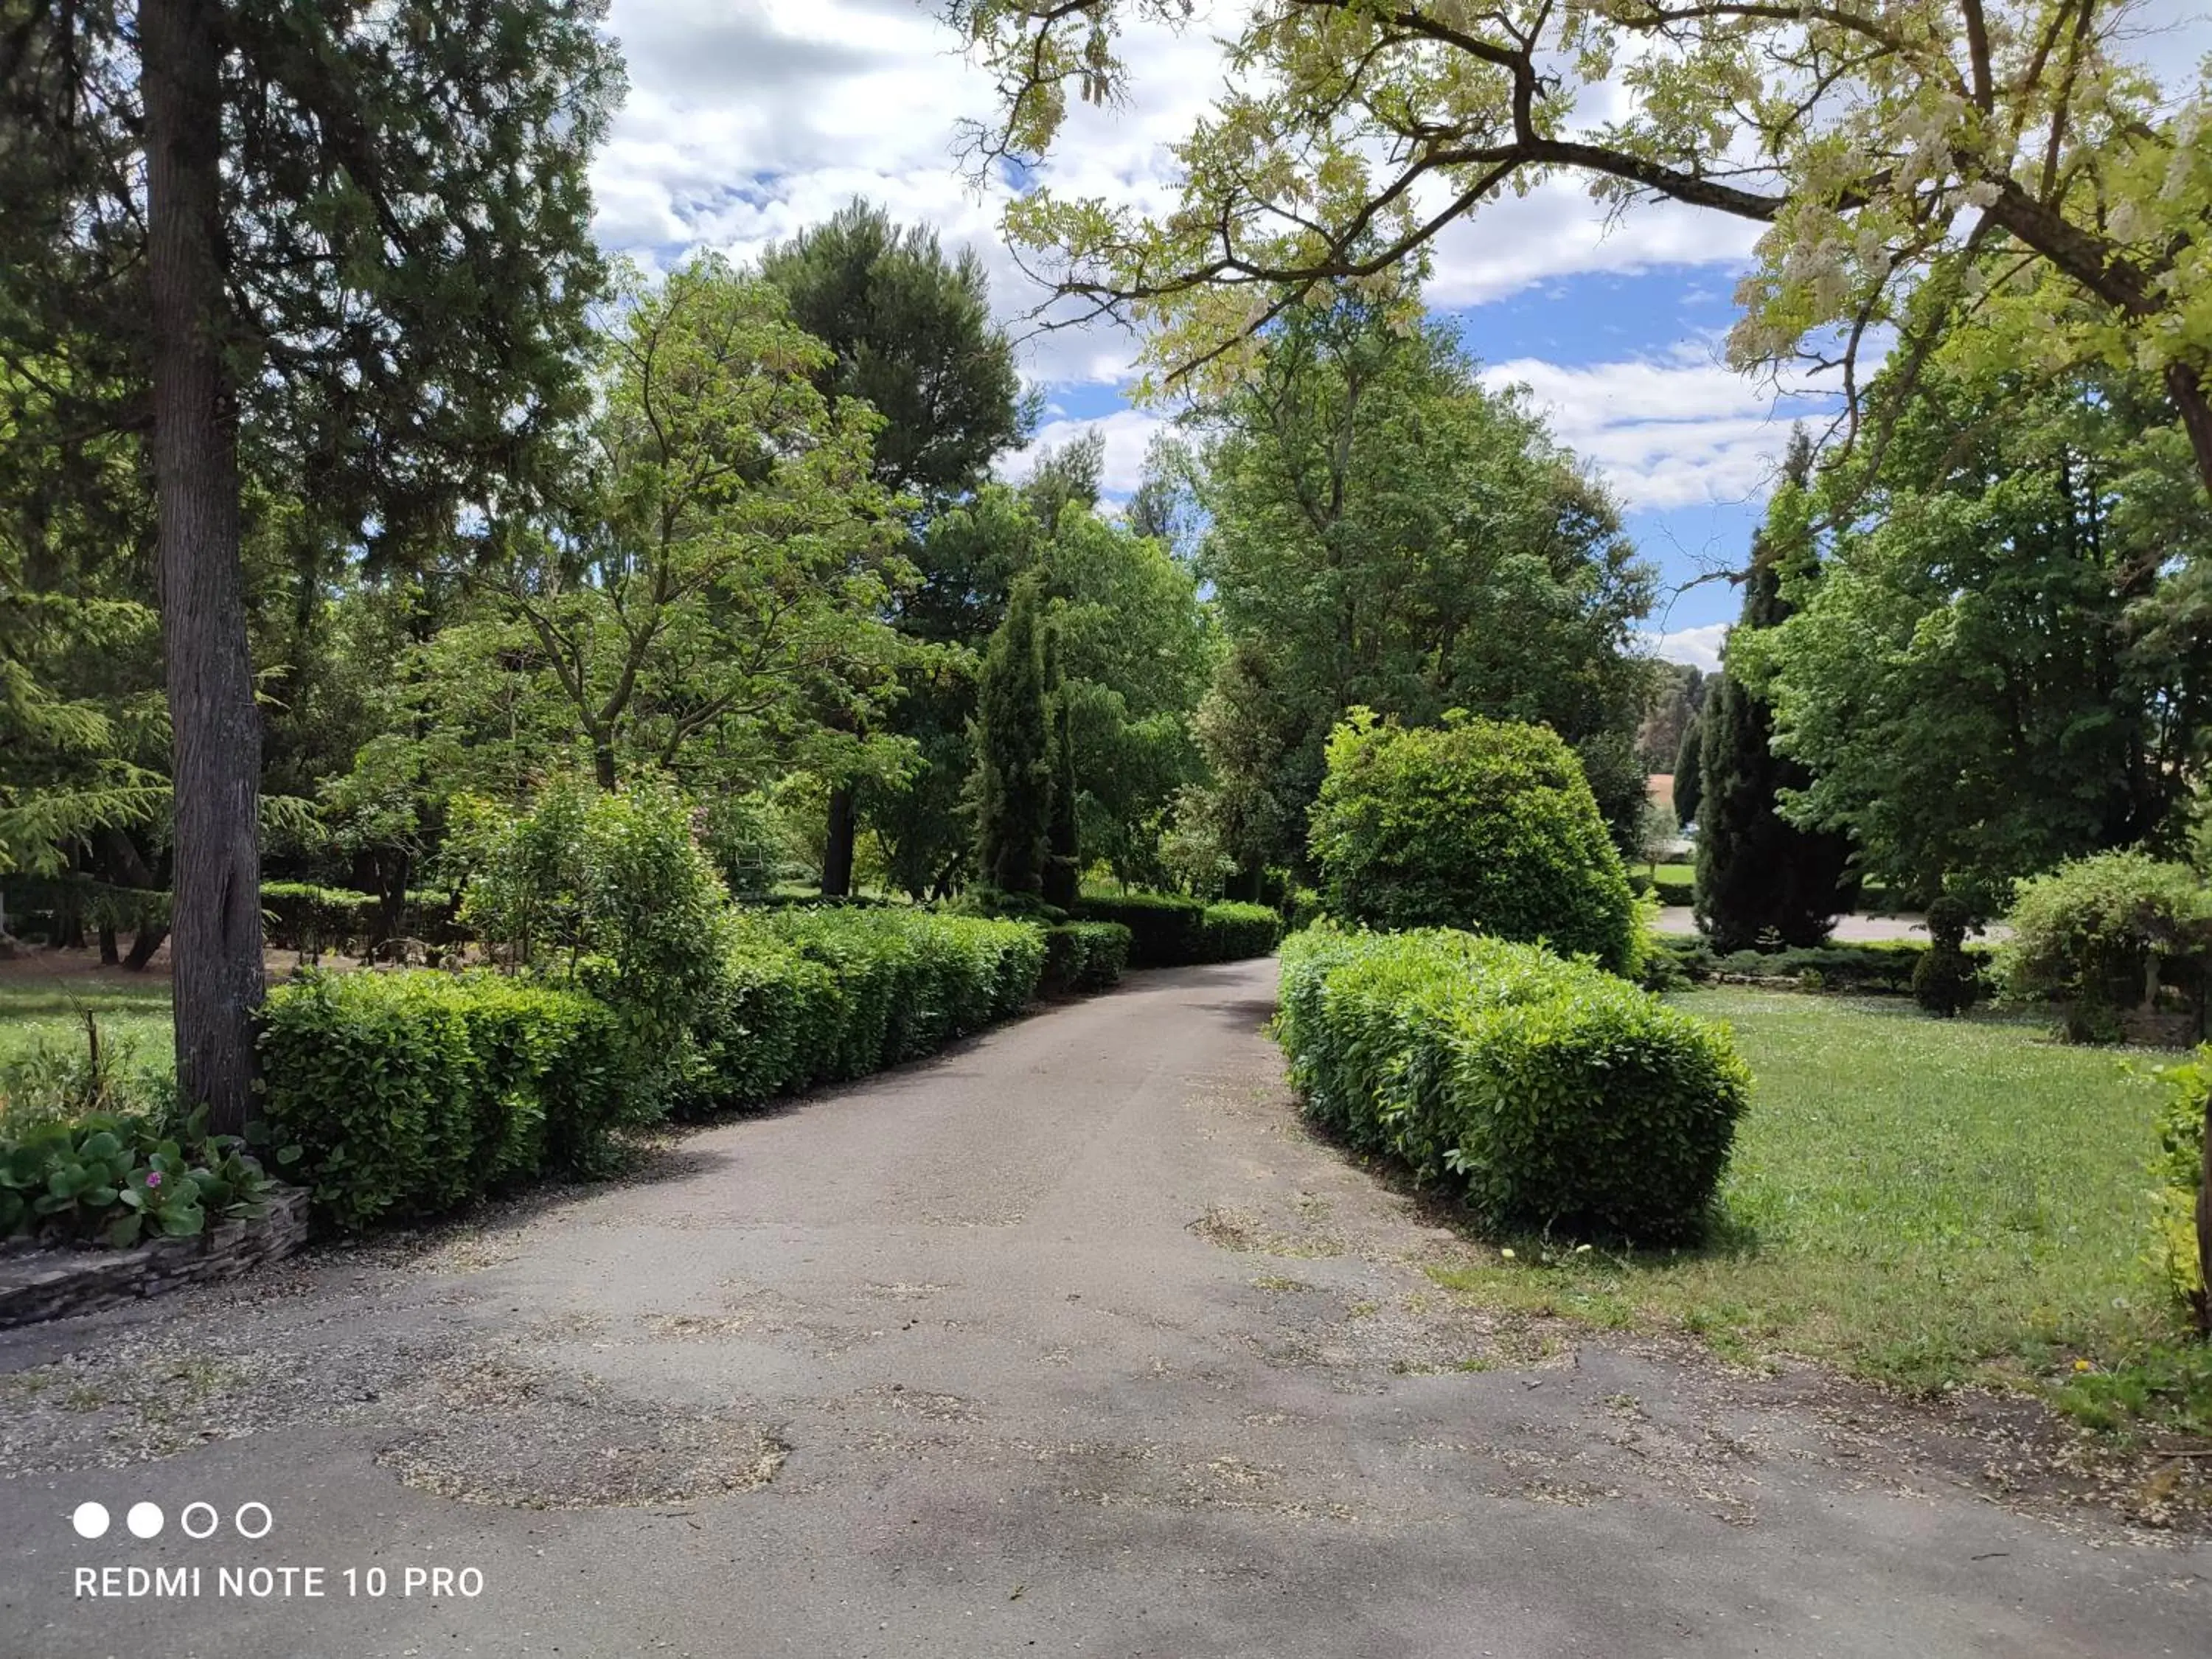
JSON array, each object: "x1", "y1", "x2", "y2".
[
  {"x1": 1308, "y1": 709, "x2": 1640, "y2": 975},
  {"x1": 1910, "y1": 894, "x2": 1981, "y2": 1018}
]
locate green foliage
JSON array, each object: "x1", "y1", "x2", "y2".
[
  {"x1": 1310, "y1": 711, "x2": 1639, "y2": 975},
  {"x1": 258, "y1": 970, "x2": 639, "y2": 1230},
  {"x1": 260, "y1": 883, "x2": 380, "y2": 959},
  {"x1": 1646, "y1": 935, "x2": 1991, "y2": 999},
  {"x1": 1671, "y1": 716, "x2": 1703, "y2": 827},
  {"x1": 1993, "y1": 851, "x2": 2212, "y2": 1042},
  {"x1": 0, "y1": 1106, "x2": 273, "y2": 1248},
  {"x1": 758, "y1": 198, "x2": 1026, "y2": 509},
  {"x1": 1041, "y1": 921, "x2": 1133, "y2": 992},
  {"x1": 690, "y1": 909, "x2": 1048, "y2": 1106},
  {"x1": 1180, "y1": 299, "x2": 1655, "y2": 879},
  {"x1": 1277, "y1": 925, "x2": 1750, "y2": 1242},
  {"x1": 2146, "y1": 1049, "x2": 2209, "y2": 1330},
  {"x1": 1741, "y1": 351, "x2": 2212, "y2": 905},
  {"x1": 974, "y1": 574, "x2": 1053, "y2": 895},
  {"x1": 1695, "y1": 439, "x2": 1857, "y2": 951},
  {"x1": 1200, "y1": 901, "x2": 1283, "y2": 962},
  {"x1": 1912, "y1": 897, "x2": 1983, "y2": 1018},
  {"x1": 1069, "y1": 892, "x2": 1282, "y2": 967}
]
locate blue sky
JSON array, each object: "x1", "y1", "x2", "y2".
[{"x1": 592, "y1": 0, "x2": 2212, "y2": 672}]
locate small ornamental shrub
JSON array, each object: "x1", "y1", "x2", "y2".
[
  {"x1": 1993, "y1": 851, "x2": 2212, "y2": 1043},
  {"x1": 1200, "y1": 901, "x2": 1283, "y2": 962},
  {"x1": 1276, "y1": 925, "x2": 1751, "y2": 1243},
  {"x1": 0, "y1": 1108, "x2": 274, "y2": 1248},
  {"x1": 2148, "y1": 1050, "x2": 2210, "y2": 1332},
  {"x1": 1911, "y1": 897, "x2": 1982, "y2": 1018},
  {"x1": 1070, "y1": 893, "x2": 1283, "y2": 967},
  {"x1": 1042, "y1": 921, "x2": 1133, "y2": 992},
  {"x1": 258, "y1": 971, "x2": 639, "y2": 1229},
  {"x1": 1309, "y1": 711, "x2": 1640, "y2": 976}
]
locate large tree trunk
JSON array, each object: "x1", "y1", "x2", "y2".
[
  {"x1": 821, "y1": 784, "x2": 858, "y2": 898},
  {"x1": 143, "y1": 0, "x2": 264, "y2": 1133}
]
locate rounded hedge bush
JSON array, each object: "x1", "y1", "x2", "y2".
[
  {"x1": 1277, "y1": 924, "x2": 1750, "y2": 1243},
  {"x1": 1309, "y1": 710, "x2": 1640, "y2": 975}
]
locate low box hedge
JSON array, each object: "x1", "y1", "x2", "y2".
[
  {"x1": 1071, "y1": 894, "x2": 1284, "y2": 967},
  {"x1": 1042, "y1": 921, "x2": 1133, "y2": 992},
  {"x1": 1644, "y1": 936, "x2": 1994, "y2": 996},
  {"x1": 258, "y1": 971, "x2": 640, "y2": 1230},
  {"x1": 1277, "y1": 925, "x2": 1751, "y2": 1243}
]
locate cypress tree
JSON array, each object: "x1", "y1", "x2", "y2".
[
  {"x1": 1672, "y1": 714, "x2": 1704, "y2": 828},
  {"x1": 1694, "y1": 431, "x2": 1857, "y2": 950},
  {"x1": 1041, "y1": 619, "x2": 1082, "y2": 908},
  {"x1": 975, "y1": 575, "x2": 1053, "y2": 895}
]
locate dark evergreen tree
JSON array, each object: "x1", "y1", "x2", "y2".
[
  {"x1": 1695, "y1": 431, "x2": 1857, "y2": 950},
  {"x1": 1672, "y1": 715, "x2": 1705, "y2": 828},
  {"x1": 0, "y1": 0, "x2": 617, "y2": 1130},
  {"x1": 759, "y1": 198, "x2": 1026, "y2": 896},
  {"x1": 974, "y1": 575, "x2": 1052, "y2": 896},
  {"x1": 1041, "y1": 619, "x2": 1080, "y2": 908}
]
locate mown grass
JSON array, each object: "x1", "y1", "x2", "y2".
[{"x1": 1426, "y1": 988, "x2": 2212, "y2": 1437}]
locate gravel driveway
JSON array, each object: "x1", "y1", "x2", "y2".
[{"x1": 0, "y1": 959, "x2": 2201, "y2": 1657}]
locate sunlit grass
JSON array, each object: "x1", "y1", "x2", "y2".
[{"x1": 1426, "y1": 989, "x2": 2209, "y2": 1436}]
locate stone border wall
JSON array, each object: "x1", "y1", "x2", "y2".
[{"x1": 0, "y1": 1187, "x2": 310, "y2": 1329}]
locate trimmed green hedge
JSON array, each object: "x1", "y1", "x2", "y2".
[
  {"x1": 261, "y1": 883, "x2": 380, "y2": 957},
  {"x1": 683, "y1": 909, "x2": 1047, "y2": 1110},
  {"x1": 259, "y1": 973, "x2": 640, "y2": 1230},
  {"x1": 257, "y1": 911, "x2": 1056, "y2": 1228},
  {"x1": 1644, "y1": 936, "x2": 1994, "y2": 996},
  {"x1": 1071, "y1": 894, "x2": 1284, "y2": 967},
  {"x1": 1043, "y1": 921, "x2": 1133, "y2": 992},
  {"x1": 1278, "y1": 925, "x2": 1750, "y2": 1243}
]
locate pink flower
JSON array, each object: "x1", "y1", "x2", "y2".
[{"x1": 145, "y1": 1171, "x2": 162, "y2": 1189}]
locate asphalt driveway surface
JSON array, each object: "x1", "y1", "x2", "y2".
[{"x1": 1, "y1": 959, "x2": 2203, "y2": 1657}]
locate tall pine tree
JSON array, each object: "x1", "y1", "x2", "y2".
[
  {"x1": 974, "y1": 574, "x2": 1052, "y2": 897},
  {"x1": 1672, "y1": 716, "x2": 1704, "y2": 828},
  {"x1": 1695, "y1": 431, "x2": 1857, "y2": 950}
]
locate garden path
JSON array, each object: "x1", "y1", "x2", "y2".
[{"x1": 0, "y1": 959, "x2": 2199, "y2": 1657}]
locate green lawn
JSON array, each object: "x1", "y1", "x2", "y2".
[
  {"x1": 0, "y1": 974, "x2": 175, "y2": 1129},
  {"x1": 1429, "y1": 988, "x2": 2211, "y2": 1435}
]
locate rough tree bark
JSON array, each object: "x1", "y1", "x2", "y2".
[{"x1": 142, "y1": 0, "x2": 265, "y2": 1133}]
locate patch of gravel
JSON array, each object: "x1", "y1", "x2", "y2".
[{"x1": 375, "y1": 1357, "x2": 787, "y2": 1509}]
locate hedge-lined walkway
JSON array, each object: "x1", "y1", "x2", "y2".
[{"x1": 1, "y1": 959, "x2": 2203, "y2": 1658}]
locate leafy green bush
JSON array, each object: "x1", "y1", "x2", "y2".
[
  {"x1": 681, "y1": 909, "x2": 1048, "y2": 1109},
  {"x1": 1070, "y1": 893, "x2": 1282, "y2": 966},
  {"x1": 258, "y1": 971, "x2": 640, "y2": 1229},
  {"x1": 1043, "y1": 921, "x2": 1133, "y2": 992},
  {"x1": 455, "y1": 777, "x2": 735, "y2": 1107},
  {"x1": 261, "y1": 883, "x2": 381, "y2": 959},
  {"x1": 1309, "y1": 711, "x2": 1639, "y2": 976},
  {"x1": 1200, "y1": 901, "x2": 1282, "y2": 961},
  {"x1": 1994, "y1": 851, "x2": 2212, "y2": 1042},
  {"x1": 1, "y1": 1108, "x2": 274, "y2": 1248},
  {"x1": 1276, "y1": 925, "x2": 1751, "y2": 1242},
  {"x1": 1912, "y1": 897, "x2": 1982, "y2": 1018},
  {"x1": 2149, "y1": 1050, "x2": 2209, "y2": 1332},
  {"x1": 1643, "y1": 935, "x2": 1993, "y2": 998}
]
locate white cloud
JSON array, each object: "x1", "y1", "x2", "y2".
[
  {"x1": 1640, "y1": 623, "x2": 1730, "y2": 674},
  {"x1": 1481, "y1": 352, "x2": 1827, "y2": 511},
  {"x1": 1006, "y1": 409, "x2": 1166, "y2": 495},
  {"x1": 589, "y1": 3, "x2": 1801, "y2": 397}
]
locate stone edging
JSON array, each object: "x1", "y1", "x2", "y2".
[{"x1": 0, "y1": 1187, "x2": 311, "y2": 1329}]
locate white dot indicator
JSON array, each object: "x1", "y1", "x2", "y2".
[
  {"x1": 71, "y1": 1501, "x2": 111, "y2": 1540},
  {"x1": 126, "y1": 1501, "x2": 164, "y2": 1539}
]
